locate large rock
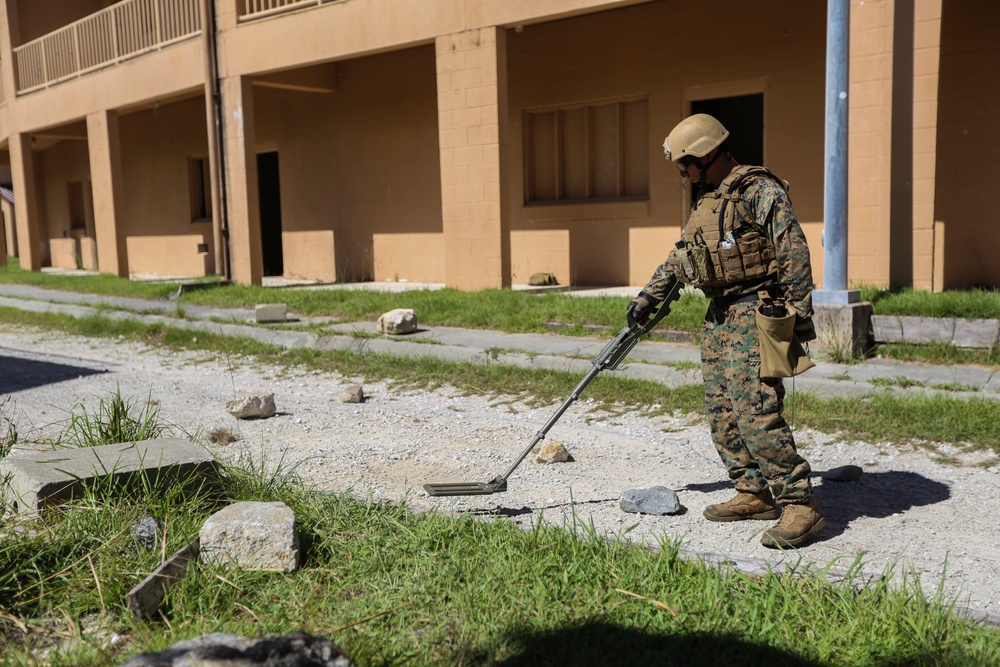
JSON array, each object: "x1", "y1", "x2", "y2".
[
  {"x1": 535, "y1": 441, "x2": 573, "y2": 464},
  {"x1": 619, "y1": 486, "x2": 683, "y2": 515},
  {"x1": 200, "y1": 501, "x2": 299, "y2": 572},
  {"x1": 377, "y1": 308, "x2": 418, "y2": 335},
  {"x1": 118, "y1": 631, "x2": 356, "y2": 666},
  {"x1": 226, "y1": 392, "x2": 276, "y2": 420}
]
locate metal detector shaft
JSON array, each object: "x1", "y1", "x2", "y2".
[
  {"x1": 494, "y1": 277, "x2": 682, "y2": 485},
  {"x1": 424, "y1": 277, "x2": 681, "y2": 496}
]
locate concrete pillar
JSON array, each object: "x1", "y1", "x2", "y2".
[
  {"x1": 9, "y1": 133, "x2": 43, "y2": 270},
  {"x1": 436, "y1": 27, "x2": 511, "y2": 290},
  {"x1": 0, "y1": 0, "x2": 20, "y2": 103},
  {"x1": 87, "y1": 110, "x2": 129, "y2": 277},
  {"x1": 220, "y1": 75, "x2": 262, "y2": 286}
]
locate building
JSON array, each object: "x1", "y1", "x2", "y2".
[{"x1": 0, "y1": 0, "x2": 996, "y2": 291}]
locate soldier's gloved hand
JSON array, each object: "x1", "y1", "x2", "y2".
[
  {"x1": 794, "y1": 316, "x2": 817, "y2": 343},
  {"x1": 627, "y1": 291, "x2": 658, "y2": 326}
]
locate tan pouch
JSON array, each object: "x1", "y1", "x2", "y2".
[{"x1": 756, "y1": 306, "x2": 815, "y2": 378}]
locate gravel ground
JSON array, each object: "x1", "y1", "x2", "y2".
[{"x1": 2, "y1": 324, "x2": 999, "y2": 623}]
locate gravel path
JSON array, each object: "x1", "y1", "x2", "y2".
[{"x1": 2, "y1": 324, "x2": 998, "y2": 623}]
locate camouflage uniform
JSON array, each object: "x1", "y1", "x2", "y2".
[{"x1": 642, "y1": 167, "x2": 814, "y2": 504}]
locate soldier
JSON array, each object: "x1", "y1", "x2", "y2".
[{"x1": 627, "y1": 113, "x2": 824, "y2": 548}]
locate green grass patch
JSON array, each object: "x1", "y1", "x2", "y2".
[
  {"x1": 2, "y1": 472, "x2": 999, "y2": 666},
  {"x1": 861, "y1": 284, "x2": 1000, "y2": 319}
]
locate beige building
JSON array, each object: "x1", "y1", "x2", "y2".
[{"x1": 0, "y1": 0, "x2": 996, "y2": 291}]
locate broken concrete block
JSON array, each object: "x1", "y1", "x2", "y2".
[
  {"x1": 377, "y1": 308, "x2": 418, "y2": 335},
  {"x1": 200, "y1": 501, "x2": 299, "y2": 572},
  {"x1": 619, "y1": 486, "x2": 682, "y2": 515},
  {"x1": 255, "y1": 303, "x2": 288, "y2": 323},
  {"x1": 535, "y1": 441, "x2": 573, "y2": 464},
  {"x1": 226, "y1": 392, "x2": 276, "y2": 419},
  {"x1": 339, "y1": 385, "x2": 365, "y2": 403},
  {"x1": 126, "y1": 539, "x2": 199, "y2": 619},
  {"x1": 0, "y1": 438, "x2": 218, "y2": 515}
]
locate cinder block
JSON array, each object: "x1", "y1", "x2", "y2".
[
  {"x1": 952, "y1": 319, "x2": 1000, "y2": 348},
  {"x1": 255, "y1": 303, "x2": 287, "y2": 323},
  {"x1": 1, "y1": 438, "x2": 218, "y2": 515}
]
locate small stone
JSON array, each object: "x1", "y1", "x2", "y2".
[
  {"x1": 339, "y1": 386, "x2": 365, "y2": 404},
  {"x1": 619, "y1": 486, "x2": 682, "y2": 515},
  {"x1": 821, "y1": 464, "x2": 864, "y2": 482},
  {"x1": 535, "y1": 441, "x2": 573, "y2": 464},
  {"x1": 132, "y1": 516, "x2": 162, "y2": 550}
]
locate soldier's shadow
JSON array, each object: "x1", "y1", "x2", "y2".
[
  {"x1": 812, "y1": 470, "x2": 950, "y2": 541},
  {"x1": 675, "y1": 472, "x2": 950, "y2": 543}
]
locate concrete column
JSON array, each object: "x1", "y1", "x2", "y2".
[
  {"x1": 87, "y1": 110, "x2": 129, "y2": 277},
  {"x1": 9, "y1": 133, "x2": 43, "y2": 270},
  {"x1": 0, "y1": 0, "x2": 21, "y2": 103},
  {"x1": 436, "y1": 27, "x2": 511, "y2": 290},
  {"x1": 220, "y1": 75, "x2": 262, "y2": 286}
]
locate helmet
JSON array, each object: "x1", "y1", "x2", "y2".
[{"x1": 662, "y1": 114, "x2": 729, "y2": 162}]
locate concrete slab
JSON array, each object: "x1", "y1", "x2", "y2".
[
  {"x1": 899, "y1": 316, "x2": 955, "y2": 345},
  {"x1": 953, "y1": 318, "x2": 1000, "y2": 348},
  {"x1": 1, "y1": 438, "x2": 218, "y2": 514}
]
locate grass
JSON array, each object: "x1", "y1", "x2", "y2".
[{"x1": 1, "y1": 451, "x2": 998, "y2": 666}]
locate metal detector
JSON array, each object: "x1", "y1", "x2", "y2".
[{"x1": 423, "y1": 279, "x2": 682, "y2": 497}]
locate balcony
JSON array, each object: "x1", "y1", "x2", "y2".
[
  {"x1": 13, "y1": 0, "x2": 202, "y2": 94},
  {"x1": 239, "y1": 0, "x2": 343, "y2": 22}
]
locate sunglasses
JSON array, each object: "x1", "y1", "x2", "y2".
[{"x1": 677, "y1": 156, "x2": 698, "y2": 172}]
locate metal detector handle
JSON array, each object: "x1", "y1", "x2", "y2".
[
  {"x1": 494, "y1": 278, "x2": 682, "y2": 484},
  {"x1": 606, "y1": 278, "x2": 682, "y2": 370}
]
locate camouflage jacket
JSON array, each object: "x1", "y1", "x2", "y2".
[{"x1": 642, "y1": 167, "x2": 814, "y2": 319}]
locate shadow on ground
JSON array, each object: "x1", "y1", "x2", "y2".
[
  {"x1": 469, "y1": 621, "x2": 826, "y2": 666},
  {"x1": 0, "y1": 355, "x2": 107, "y2": 393}
]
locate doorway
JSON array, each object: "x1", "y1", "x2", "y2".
[
  {"x1": 258, "y1": 151, "x2": 283, "y2": 277},
  {"x1": 688, "y1": 94, "x2": 764, "y2": 202}
]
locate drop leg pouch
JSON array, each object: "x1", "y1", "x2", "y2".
[{"x1": 756, "y1": 308, "x2": 815, "y2": 378}]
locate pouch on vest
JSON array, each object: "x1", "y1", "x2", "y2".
[{"x1": 756, "y1": 295, "x2": 815, "y2": 378}]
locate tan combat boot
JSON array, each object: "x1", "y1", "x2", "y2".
[
  {"x1": 760, "y1": 499, "x2": 825, "y2": 548},
  {"x1": 703, "y1": 490, "x2": 779, "y2": 522}
]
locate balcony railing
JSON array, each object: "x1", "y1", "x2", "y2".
[
  {"x1": 239, "y1": 0, "x2": 342, "y2": 22},
  {"x1": 13, "y1": 0, "x2": 201, "y2": 94}
]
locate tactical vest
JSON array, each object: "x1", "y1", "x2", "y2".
[{"x1": 666, "y1": 166, "x2": 782, "y2": 289}]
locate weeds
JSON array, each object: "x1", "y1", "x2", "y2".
[{"x1": 60, "y1": 388, "x2": 165, "y2": 448}]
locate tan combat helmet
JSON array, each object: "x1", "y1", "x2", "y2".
[{"x1": 662, "y1": 113, "x2": 730, "y2": 162}]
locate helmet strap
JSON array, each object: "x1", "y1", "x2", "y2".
[{"x1": 695, "y1": 148, "x2": 723, "y2": 188}]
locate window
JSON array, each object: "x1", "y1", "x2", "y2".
[
  {"x1": 525, "y1": 98, "x2": 649, "y2": 204},
  {"x1": 188, "y1": 157, "x2": 211, "y2": 221}
]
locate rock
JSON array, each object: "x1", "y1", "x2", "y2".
[
  {"x1": 534, "y1": 441, "x2": 573, "y2": 464},
  {"x1": 821, "y1": 464, "x2": 864, "y2": 482},
  {"x1": 132, "y1": 516, "x2": 162, "y2": 550},
  {"x1": 117, "y1": 631, "x2": 356, "y2": 666},
  {"x1": 377, "y1": 308, "x2": 418, "y2": 335},
  {"x1": 339, "y1": 385, "x2": 365, "y2": 404},
  {"x1": 528, "y1": 272, "x2": 558, "y2": 286},
  {"x1": 226, "y1": 392, "x2": 276, "y2": 419},
  {"x1": 619, "y1": 486, "x2": 682, "y2": 515},
  {"x1": 200, "y1": 501, "x2": 300, "y2": 572}
]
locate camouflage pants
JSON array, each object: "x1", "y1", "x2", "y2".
[{"x1": 700, "y1": 299, "x2": 813, "y2": 504}]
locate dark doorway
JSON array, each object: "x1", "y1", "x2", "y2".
[
  {"x1": 691, "y1": 93, "x2": 764, "y2": 166},
  {"x1": 258, "y1": 151, "x2": 283, "y2": 277}
]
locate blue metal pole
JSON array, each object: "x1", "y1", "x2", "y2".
[{"x1": 815, "y1": 0, "x2": 859, "y2": 305}]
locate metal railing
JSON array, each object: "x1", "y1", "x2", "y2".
[
  {"x1": 239, "y1": 0, "x2": 342, "y2": 22},
  {"x1": 13, "y1": 0, "x2": 201, "y2": 94}
]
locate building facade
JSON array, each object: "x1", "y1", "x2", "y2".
[{"x1": 0, "y1": 0, "x2": 996, "y2": 291}]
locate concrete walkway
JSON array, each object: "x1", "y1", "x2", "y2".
[{"x1": 0, "y1": 283, "x2": 997, "y2": 401}]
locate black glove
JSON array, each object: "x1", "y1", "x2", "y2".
[
  {"x1": 794, "y1": 316, "x2": 817, "y2": 343},
  {"x1": 627, "y1": 291, "x2": 658, "y2": 326}
]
